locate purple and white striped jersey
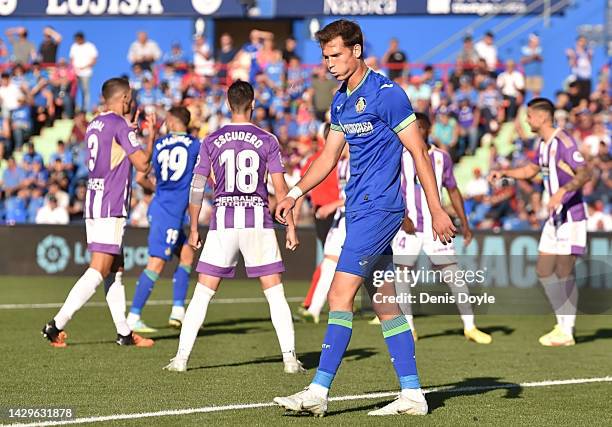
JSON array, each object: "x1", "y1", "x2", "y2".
[
  {"x1": 401, "y1": 146, "x2": 456, "y2": 233},
  {"x1": 84, "y1": 112, "x2": 141, "y2": 219},
  {"x1": 530, "y1": 128, "x2": 587, "y2": 222},
  {"x1": 193, "y1": 123, "x2": 284, "y2": 230}
]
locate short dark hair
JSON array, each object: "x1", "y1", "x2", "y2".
[
  {"x1": 415, "y1": 112, "x2": 431, "y2": 129},
  {"x1": 227, "y1": 80, "x2": 254, "y2": 113},
  {"x1": 74, "y1": 31, "x2": 84, "y2": 39},
  {"x1": 101, "y1": 77, "x2": 130, "y2": 101},
  {"x1": 527, "y1": 97, "x2": 555, "y2": 118},
  {"x1": 168, "y1": 106, "x2": 191, "y2": 128},
  {"x1": 315, "y1": 19, "x2": 363, "y2": 51}
]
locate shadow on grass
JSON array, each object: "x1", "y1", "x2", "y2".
[
  {"x1": 418, "y1": 325, "x2": 514, "y2": 341},
  {"x1": 189, "y1": 347, "x2": 379, "y2": 371},
  {"x1": 149, "y1": 317, "x2": 273, "y2": 330},
  {"x1": 325, "y1": 377, "x2": 522, "y2": 416},
  {"x1": 575, "y1": 328, "x2": 612, "y2": 344}
]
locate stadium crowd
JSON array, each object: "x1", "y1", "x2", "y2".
[{"x1": 0, "y1": 27, "x2": 610, "y2": 231}]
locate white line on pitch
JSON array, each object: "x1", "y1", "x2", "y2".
[
  {"x1": 4, "y1": 376, "x2": 612, "y2": 427},
  {"x1": 0, "y1": 297, "x2": 304, "y2": 310}
]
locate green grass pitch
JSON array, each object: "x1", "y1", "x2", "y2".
[{"x1": 1, "y1": 276, "x2": 611, "y2": 426}]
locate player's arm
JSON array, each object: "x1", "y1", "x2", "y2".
[
  {"x1": 547, "y1": 146, "x2": 590, "y2": 213},
  {"x1": 271, "y1": 172, "x2": 299, "y2": 251},
  {"x1": 275, "y1": 129, "x2": 345, "y2": 224},
  {"x1": 447, "y1": 187, "x2": 473, "y2": 246},
  {"x1": 187, "y1": 173, "x2": 208, "y2": 250},
  {"x1": 136, "y1": 171, "x2": 155, "y2": 193},
  {"x1": 128, "y1": 114, "x2": 156, "y2": 172},
  {"x1": 489, "y1": 163, "x2": 540, "y2": 182},
  {"x1": 397, "y1": 123, "x2": 456, "y2": 243}
]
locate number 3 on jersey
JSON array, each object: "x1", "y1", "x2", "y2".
[
  {"x1": 219, "y1": 149, "x2": 259, "y2": 193},
  {"x1": 158, "y1": 146, "x2": 188, "y2": 181}
]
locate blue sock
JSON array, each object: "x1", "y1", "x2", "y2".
[
  {"x1": 382, "y1": 315, "x2": 421, "y2": 390},
  {"x1": 172, "y1": 264, "x2": 191, "y2": 307},
  {"x1": 311, "y1": 311, "x2": 353, "y2": 390},
  {"x1": 130, "y1": 269, "x2": 159, "y2": 315}
]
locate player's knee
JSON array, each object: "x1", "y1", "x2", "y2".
[
  {"x1": 146, "y1": 257, "x2": 165, "y2": 275},
  {"x1": 259, "y1": 274, "x2": 282, "y2": 290},
  {"x1": 327, "y1": 286, "x2": 351, "y2": 311}
]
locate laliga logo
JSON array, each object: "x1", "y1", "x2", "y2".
[
  {"x1": 191, "y1": 0, "x2": 222, "y2": 15},
  {"x1": 37, "y1": 235, "x2": 71, "y2": 274},
  {"x1": 0, "y1": 0, "x2": 17, "y2": 16}
]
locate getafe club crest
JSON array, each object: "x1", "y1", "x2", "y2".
[{"x1": 355, "y1": 97, "x2": 367, "y2": 113}]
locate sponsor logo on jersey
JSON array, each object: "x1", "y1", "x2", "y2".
[
  {"x1": 355, "y1": 96, "x2": 367, "y2": 113},
  {"x1": 573, "y1": 151, "x2": 585, "y2": 163},
  {"x1": 128, "y1": 130, "x2": 139, "y2": 147},
  {"x1": 380, "y1": 83, "x2": 394, "y2": 89},
  {"x1": 341, "y1": 121, "x2": 373, "y2": 136}
]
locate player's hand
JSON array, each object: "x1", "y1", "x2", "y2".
[
  {"x1": 315, "y1": 203, "x2": 337, "y2": 219},
  {"x1": 488, "y1": 170, "x2": 503, "y2": 185},
  {"x1": 401, "y1": 216, "x2": 416, "y2": 234},
  {"x1": 285, "y1": 226, "x2": 299, "y2": 251},
  {"x1": 431, "y1": 209, "x2": 456, "y2": 245},
  {"x1": 547, "y1": 188, "x2": 566, "y2": 215},
  {"x1": 275, "y1": 197, "x2": 296, "y2": 225},
  {"x1": 462, "y1": 226, "x2": 474, "y2": 247},
  {"x1": 188, "y1": 230, "x2": 202, "y2": 250}
]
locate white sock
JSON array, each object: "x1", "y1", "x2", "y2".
[
  {"x1": 540, "y1": 274, "x2": 562, "y2": 325},
  {"x1": 264, "y1": 283, "x2": 295, "y2": 355},
  {"x1": 54, "y1": 268, "x2": 103, "y2": 330},
  {"x1": 558, "y1": 275, "x2": 578, "y2": 336},
  {"x1": 307, "y1": 258, "x2": 336, "y2": 317},
  {"x1": 105, "y1": 272, "x2": 131, "y2": 336},
  {"x1": 170, "y1": 305, "x2": 185, "y2": 321},
  {"x1": 308, "y1": 383, "x2": 329, "y2": 399},
  {"x1": 401, "y1": 388, "x2": 426, "y2": 402},
  {"x1": 126, "y1": 312, "x2": 140, "y2": 327},
  {"x1": 441, "y1": 265, "x2": 475, "y2": 329},
  {"x1": 405, "y1": 314, "x2": 416, "y2": 332},
  {"x1": 176, "y1": 283, "x2": 215, "y2": 360}
]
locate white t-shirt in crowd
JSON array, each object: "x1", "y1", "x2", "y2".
[
  {"x1": 587, "y1": 210, "x2": 612, "y2": 232},
  {"x1": 69, "y1": 41, "x2": 98, "y2": 77},
  {"x1": 36, "y1": 205, "x2": 69, "y2": 225},
  {"x1": 475, "y1": 40, "x2": 497, "y2": 71},
  {"x1": 0, "y1": 83, "x2": 23, "y2": 111},
  {"x1": 497, "y1": 71, "x2": 525, "y2": 98}
]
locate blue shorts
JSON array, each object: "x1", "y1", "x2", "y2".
[
  {"x1": 336, "y1": 209, "x2": 404, "y2": 278},
  {"x1": 147, "y1": 205, "x2": 187, "y2": 261}
]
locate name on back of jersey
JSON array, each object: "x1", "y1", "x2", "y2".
[
  {"x1": 156, "y1": 134, "x2": 195, "y2": 151},
  {"x1": 213, "y1": 130, "x2": 264, "y2": 149},
  {"x1": 87, "y1": 120, "x2": 105, "y2": 133}
]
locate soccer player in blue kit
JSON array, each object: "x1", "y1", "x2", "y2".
[
  {"x1": 274, "y1": 20, "x2": 456, "y2": 417},
  {"x1": 126, "y1": 106, "x2": 200, "y2": 332}
]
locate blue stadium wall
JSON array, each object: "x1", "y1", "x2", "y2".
[{"x1": 0, "y1": 0, "x2": 605, "y2": 101}]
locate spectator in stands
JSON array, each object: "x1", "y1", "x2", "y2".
[
  {"x1": 0, "y1": 72, "x2": 23, "y2": 123},
  {"x1": 5, "y1": 27, "x2": 36, "y2": 65},
  {"x1": 478, "y1": 78, "x2": 502, "y2": 131},
  {"x1": 6, "y1": 188, "x2": 29, "y2": 224},
  {"x1": 310, "y1": 66, "x2": 337, "y2": 122},
  {"x1": 69, "y1": 32, "x2": 98, "y2": 112},
  {"x1": 496, "y1": 59, "x2": 524, "y2": 122},
  {"x1": 2, "y1": 157, "x2": 25, "y2": 198},
  {"x1": 193, "y1": 35, "x2": 215, "y2": 78},
  {"x1": 35, "y1": 194, "x2": 69, "y2": 224},
  {"x1": 68, "y1": 181, "x2": 86, "y2": 223},
  {"x1": 286, "y1": 57, "x2": 306, "y2": 101},
  {"x1": 262, "y1": 49, "x2": 285, "y2": 90},
  {"x1": 216, "y1": 33, "x2": 237, "y2": 82},
  {"x1": 382, "y1": 37, "x2": 407, "y2": 82},
  {"x1": 455, "y1": 96, "x2": 480, "y2": 155},
  {"x1": 162, "y1": 42, "x2": 187, "y2": 68},
  {"x1": 282, "y1": 36, "x2": 300, "y2": 64},
  {"x1": 137, "y1": 78, "x2": 162, "y2": 114},
  {"x1": 46, "y1": 181, "x2": 69, "y2": 209},
  {"x1": 521, "y1": 33, "x2": 543, "y2": 97},
  {"x1": 583, "y1": 118, "x2": 610, "y2": 158},
  {"x1": 431, "y1": 106, "x2": 460, "y2": 160},
  {"x1": 241, "y1": 29, "x2": 274, "y2": 82},
  {"x1": 128, "y1": 63, "x2": 153, "y2": 92},
  {"x1": 566, "y1": 35, "x2": 593, "y2": 101},
  {"x1": 475, "y1": 31, "x2": 497, "y2": 74},
  {"x1": 22, "y1": 142, "x2": 43, "y2": 171},
  {"x1": 49, "y1": 140, "x2": 74, "y2": 174},
  {"x1": 49, "y1": 158, "x2": 70, "y2": 193},
  {"x1": 9, "y1": 95, "x2": 32, "y2": 152},
  {"x1": 39, "y1": 26, "x2": 63, "y2": 64},
  {"x1": 128, "y1": 31, "x2": 161, "y2": 71},
  {"x1": 0, "y1": 38, "x2": 8, "y2": 62},
  {"x1": 28, "y1": 62, "x2": 56, "y2": 123},
  {"x1": 457, "y1": 35, "x2": 480, "y2": 73},
  {"x1": 27, "y1": 187, "x2": 44, "y2": 223},
  {"x1": 49, "y1": 58, "x2": 76, "y2": 119},
  {"x1": 24, "y1": 159, "x2": 48, "y2": 193},
  {"x1": 129, "y1": 188, "x2": 152, "y2": 227},
  {"x1": 586, "y1": 200, "x2": 612, "y2": 232}
]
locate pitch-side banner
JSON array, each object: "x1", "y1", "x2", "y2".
[{"x1": 0, "y1": 0, "x2": 569, "y2": 17}]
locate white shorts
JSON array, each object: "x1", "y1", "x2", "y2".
[
  {"x1": 538, "y1": 219, "x2": 587, "y2": 256},
  {"x1": 392, "y1": 230, "x2": 457, "y2": 266},
  {"x1": 323, "y1": 216, "x2": 346, "y2": 258},
  {"x1": 86, "y1": 217, "x2": 126, "y2": 255},
  {"x1": 197, "y1": 228, "x2": 284, "y2": 278}
]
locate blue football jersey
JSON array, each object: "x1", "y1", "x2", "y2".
[
  {"x1": 330, "y1": 69, "x2": 415, "y2": 213},
  {"x1": 151, "y1": 132, "x2": 201, "y2": 217}
]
